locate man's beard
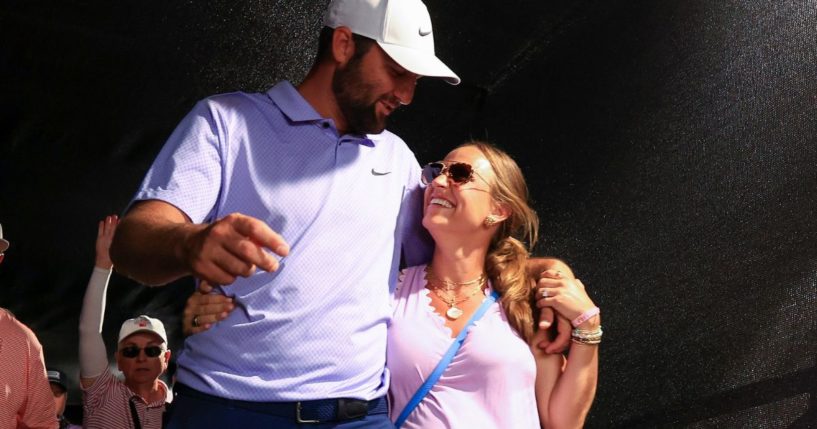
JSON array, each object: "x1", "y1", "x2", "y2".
[{"x1": 332, "y1": 59, "x2": 387, "y2": 135}]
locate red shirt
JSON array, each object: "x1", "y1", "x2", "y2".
[
  {"x1": 0, "y1": 309, "x2": 58, "y2": 429},
  {"x1": 82, "y1": 369, "x2": 167, "y2": 429}
]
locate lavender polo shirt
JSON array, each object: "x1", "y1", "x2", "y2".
[{"x1": 133, "y1": 81, "x2": 431, "y2": 401}]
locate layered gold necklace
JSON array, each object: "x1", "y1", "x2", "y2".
[{"x1": 426, "y1": 265, "x2": 487, "y2": 320}]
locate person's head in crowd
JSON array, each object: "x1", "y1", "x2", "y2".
[
  {"x1": 422, "y1": 141, "x2": 540, "y2": 341},
  {"x1": 47, "y1": 369, "x2": 70, "y2": 415},
  {"x1": 116, "y1": 315, "x2": 171, "y2": 387},
  {"x1": 305, "y1": 0, "x2": 459, "y2": 135},
  {"x1": 0, "y1": 223, "x2": 9, "y2": 265}
]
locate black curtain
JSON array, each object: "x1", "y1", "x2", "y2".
[{"x1": 1, "y1": 1, "x2": 815, "y2": 426}]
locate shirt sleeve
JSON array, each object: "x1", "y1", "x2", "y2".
[
  {"x1": 397, "y1": 159, "x2": 433, "y2": 268},
  {"x1": 21, "y1": 326, "x2": 59, "y2": 429},
  {"x1": 78, "y1": 267, "x2": 113, "y2": 379},
  {"x1": 130, "y1": 99, "x2": 224, "y2": 223},
  {"x1": 81, "y1": 368, "x2": 115, "y2": 420}
]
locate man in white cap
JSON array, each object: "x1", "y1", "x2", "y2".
[
  {"x1": 111, "y1": 0, "x2": 457, "y2": 426},
  {"x1": 0, "y1": 223, "x2": 58, "y2": 428},
  {"x1": 79, "y1": 215, "x2": 171, "y2": 428},
  {"x1": 111, "y1": 0, "x2": 579, "y2": 424}
]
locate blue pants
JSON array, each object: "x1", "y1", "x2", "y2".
[{"x1": 165, "y1": 386, "x2": 394, "y2": 429}]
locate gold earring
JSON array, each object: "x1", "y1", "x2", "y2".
[{"x1": 484, "y1": 215, "x2": 499, "y2": 227}]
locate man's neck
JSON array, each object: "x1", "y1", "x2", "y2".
[{"x1": 297, "y1": 66, "x2": 349, "y2": 135}]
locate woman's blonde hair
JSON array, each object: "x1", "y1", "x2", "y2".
[{"x1": 462, "y1": 141, "x2": 540, "y2": 342}]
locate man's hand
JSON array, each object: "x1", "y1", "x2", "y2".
[
  {"x1": 112, "y1": 200, "x2": 291, "y2": 286},
  {"x1": 182, "y1": 213, "x2": 290, "y2": 286}
]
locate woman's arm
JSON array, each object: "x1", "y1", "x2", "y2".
[
  {"x1": 531, "y1": 323, "x2": 566, "y2": 428},
  {"x1": 78, "y1": 215, "x2": 117, "y2": 388},
  {"x1": 546, "y1": 321, "x2": 599, "y2": 429},
  {"x1": 533, "y1": 263, "x2": 600, "y2": 428}
]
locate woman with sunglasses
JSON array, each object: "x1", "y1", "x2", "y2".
[
  {"x1": 79, "y1": 215, "x2": 172, "y2": 429},
  {"x1": 387, "y1": 141, "x2": 599, "y2": 428},
  {"x1": 181, "y1": 141, "x2": 599, "y2": 428}
]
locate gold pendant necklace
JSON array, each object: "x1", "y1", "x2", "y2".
[{"x1": 426, "y1": 266, "x2": 486, "y2": 320}]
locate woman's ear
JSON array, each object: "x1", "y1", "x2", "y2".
[
  {"x1": 491, "y1": 201, "x2": 511, "y2": 223},
  {"x1": 484, "y1": 202, "x2": 510, "y2": 227}
]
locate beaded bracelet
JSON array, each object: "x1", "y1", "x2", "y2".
[
  {"x1": 571, "y1": 326, "x2": 603, "y2": 345},
  {"x1": 571, "y1": 306, "x2": 600, "y2": 328},
  {"x1": 572, "y1": 326, "x2": 603, "y2": 339}
]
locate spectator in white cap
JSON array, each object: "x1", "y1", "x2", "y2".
[
  {"x1": 110, "y1": 0, "x2": 572, "y2": 427},
  {"x1": 0, "y1": 223, "x2": 58, "y2": 428},
  {"x1": 79, "y1": 216, "x2": 171, "y2": 429}
]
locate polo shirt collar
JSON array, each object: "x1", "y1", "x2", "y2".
[
  {"x1": 267, "y1": 81, "x2": 323, "y2": 123},
  {"x1": 267, "y1": 81, "x2": 377, "y2": 147}
]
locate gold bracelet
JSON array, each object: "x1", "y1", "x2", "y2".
[{"x1": 571, "y1": 337, "x2": 602, "y2": 345}]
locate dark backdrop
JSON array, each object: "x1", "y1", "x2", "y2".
[{"x1": 1, "y1": 1, "x2": 815, "y2": 427}]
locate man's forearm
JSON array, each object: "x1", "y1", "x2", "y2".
[{"x1": 110, "y1": 200, "x2": 198, "y2": 286}]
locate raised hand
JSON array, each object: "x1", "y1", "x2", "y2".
[{"x1": 95, "y1": 215, "x2": 119, "y2": 269}]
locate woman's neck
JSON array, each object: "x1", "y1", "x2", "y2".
[
  {"x1": 126, "y1": 379, "x2": 163, "y2": 403},
  {"x1": 429, "y1": 239, "x2": 490, "y2": 283}
]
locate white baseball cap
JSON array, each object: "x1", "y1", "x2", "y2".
[
  {"x1": 0, "y1": 224, "x2": 9, "y2": 253},
  {"x1": 324, "y1": 0, "x2": 460, "y2": 85},
  {"x1": 118, "y1": 315, "x2": 168, "y2": 344}
]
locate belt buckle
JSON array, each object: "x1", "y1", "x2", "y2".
[{"x1": 296, "y1": 402, "x2": 322, "y2": 424}]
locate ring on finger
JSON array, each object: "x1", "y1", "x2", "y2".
[
  {"x1": 192, "y1": 315, "x2": 201, "y2": 328},
  {"x1": 540, "y1": 289, "x2": 549, "y2": 298}
]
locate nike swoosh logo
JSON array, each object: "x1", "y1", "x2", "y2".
[
  {"x1": 371, "y1": 169, "x2": 392, "y2": 176},
  {"x1": 419, "y1": 27, "x2": 432, "y2": 37}
]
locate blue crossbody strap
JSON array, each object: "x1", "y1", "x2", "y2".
[{"x1": 394, "y1": 290, "x2": 500, "y2": 428}]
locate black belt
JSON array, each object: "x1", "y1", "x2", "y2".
[{"x1": 174, "y1": 383, "x2": 388, "y2": 424}]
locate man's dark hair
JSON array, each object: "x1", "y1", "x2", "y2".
[{"x1": 314, "y1": 27, "x2": 377, "y2": 66}]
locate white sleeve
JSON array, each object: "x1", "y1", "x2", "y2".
[{"x1": 78, "y1": 266, "x2": 113, "y2": 378}]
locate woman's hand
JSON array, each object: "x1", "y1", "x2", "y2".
[
  {"x1": 94, "y1": 215, "x2": 118, "y2": 269},
  {"x1": 182, "y1": 280, "x2": 235, "y2": 335},
  {"x1": 536, "y1": 270, "x2": 599, "y2": 329},
  {"x1": 529, "y1": 259, "x2": 577, "y2": 354}
]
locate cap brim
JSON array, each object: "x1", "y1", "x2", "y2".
[
  {"x1": 49, "y1": 379, "x2": 67, "y2": 390},
  {"x1": 120, "y1": 328, "x2": 167, "y2": 344},
  {"x1": 378, "y1": 42, "x2": 460, "y2": 85},
  {"x1": 0, "y1": 239, "x2": 8, "y2": 253}
]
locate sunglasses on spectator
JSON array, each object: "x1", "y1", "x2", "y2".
[
  {"x1": 120, "y1": 345, "x2": 164, "y2": 359},
  {"x1": 421, "y1": 161, "x2": 488, "y2": 186}
]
